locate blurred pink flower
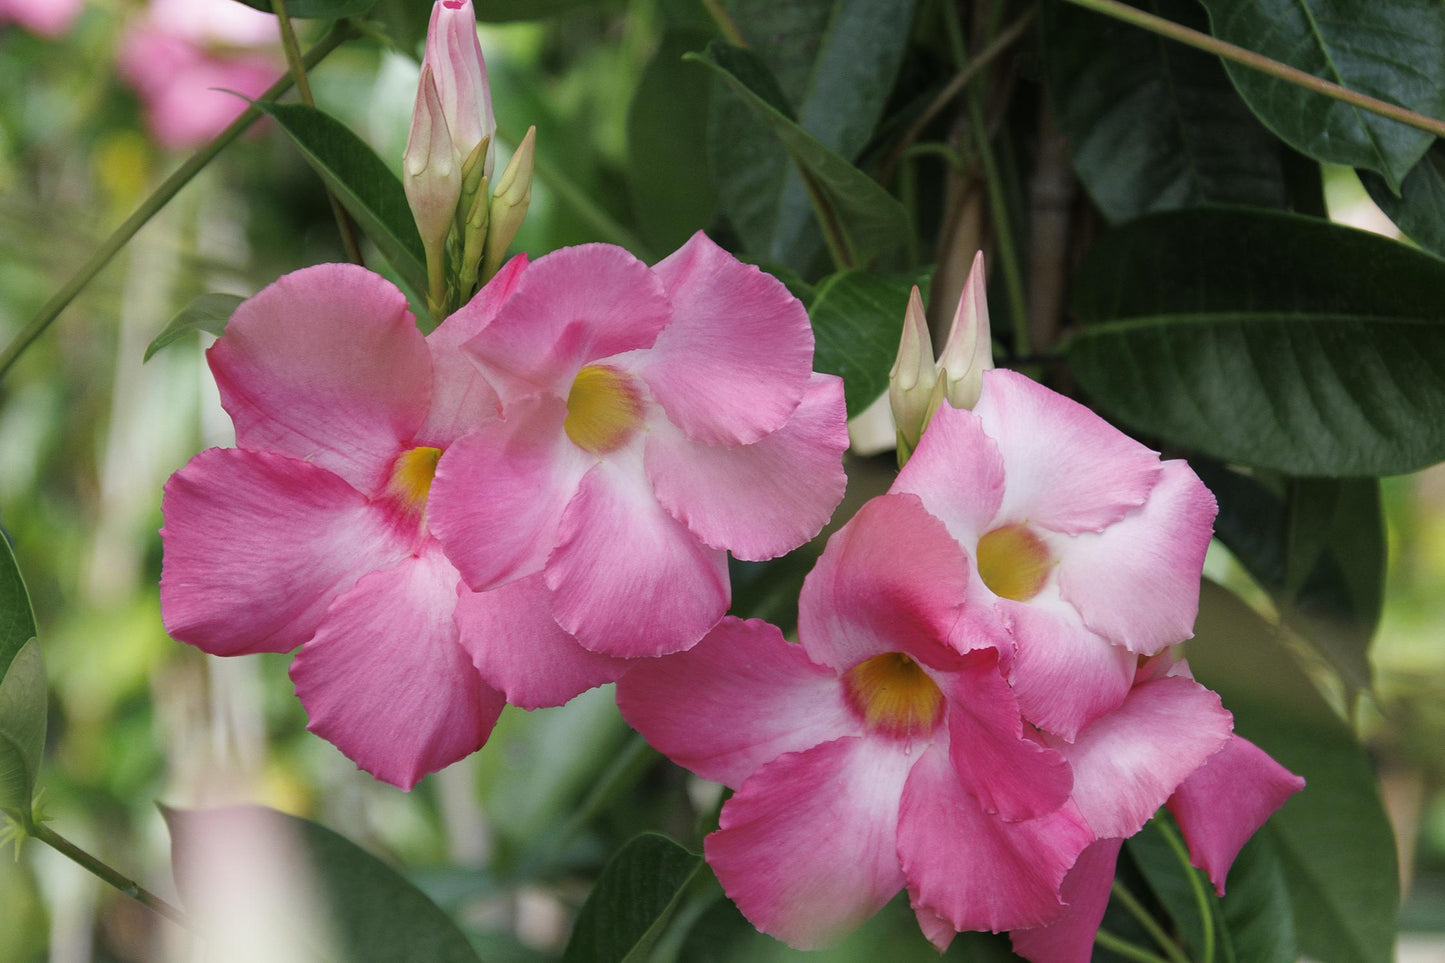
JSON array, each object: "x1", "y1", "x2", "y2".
[
  {"x1": 160, "y1": 261, "x2": 531, "y2": 789},
  {"x1": 0, "y1": 0, "x2": 82, "y2": 37},
  {"x1": 117, "y1": 0, "x2": 281, "y2": 150}
]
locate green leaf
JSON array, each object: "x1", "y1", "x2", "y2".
[
  {"x1": 0, "y1": 539, "x2": 43, "y2": 822},
  {"x1": 1194, "y1": 0, "x2": 1445, "y2": 191},
  {"x1": 255, "y1": 102, "x2": 427, "y2": 298},
  {"x1": 808, "y1": 269, "x2": 922, "y2": 417},
  {"x1": 473, "y1": 0, "x2": 606, "y2": 20},
  {"x1": 229, "y1": 0, "x2": 378, "y2": 17},
  {"x1": 693, "y1": 42, "x2": 911, "y2": 273},
  {"x1": 1188, "y1": 582, "x2": 1398, "y2": 963},
  {"x1": 165, "y1": 805, "x2": 481, "y2": 963},
  {"x1": 562, "y1": 833, "x2": 703, "y2": 963},
  {"x1": 1361, "y1": 142, "x2": 1445, "y2": 259},
  {"x1": 144, "y1": 294, "x2": 245, "y2": 362},
  {"x1": 1065, "y1": 207, "x2": 1445, "y2": 475}
]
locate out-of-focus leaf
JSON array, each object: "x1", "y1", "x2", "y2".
[
  {"x1": 1039, "y1": 0, "x2": 1286, "y2": 222},
  {"x1": 165, "y1": 805, "x2": 481, "y2": 963},
  {"x1": 1362, "y1": 142, "x2": 1445, "y2": 258},
  {"x1": 1188, "y1": 582, "x2": 1398, "y2": 963},
  {"x1": 698, "y1": 35, "x2": 911, "y2": 273},
  {"x1": 473, "y1": 0, "x2": 605, "y2": 20},
  {"x1": 1066, "y1": 208, "x2": 1445, "y2": 475},
  {"x1": 807, "y1": 269, "x2": 919, "y2": 417},
  {"x1": 144, "y1": 294, "x2": 244, "y2": 362},
  {"x1": 230, "y1": 0, "x2": 378, "y2": 16},
  {"x1": 0, "y1": 539, "x2": 43, "y2": 822},
  {"x1": 563, "y1": 833, "x2": 703, "y2": 963},
  {"x1": 1195, "y1": 0, "x2": 1445, "y2": 192},
  {"x1": 255, "y1": 102, "x2": 427, "y2": 298}
]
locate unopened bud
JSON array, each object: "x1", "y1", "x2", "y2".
[
  {"x1": 481, "y1": 126, "x2": 535, "y2": 283},
  {"x1": 403, "y1": 64, "x2": 459, "y2": 255},
  {"x1": 888, "y1": 285, "x2": 937, "y2": 461},
  {"x1": 930, "y1": 250, "x2": 993, "y2": 413}
]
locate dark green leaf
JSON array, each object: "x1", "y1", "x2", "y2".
[
  {"x1": 0, "y1": 538, "x2": 36, "y2": 683},
  {"x1": 1039, "y1": 0, "x2": 1286, "y2": 222},
  {"x1": 255, "y1": 102, "x2": 428, "y2": 298},
  {"x1": 473, "y1": 0, "x2": 605, "y2": 20},
  {"x1": 144, "y1": 294, "x2": 245, "y2": 362},
  {"x1": 229, "y1": 0, "x2": 378, "y2": 17},
  {"x1": 1066, "y1": 208, "x2": 1445, "y2": 475},
  {"x1": 808, "y1": 269, "x2": 920, "y2": 417},
  {"x1": 1362, "y1": 142, "x2": 1445, "y2": 259},
  {"x1": 695, "y1": 42, "x2": 911, "y2": 273},
  {"x1": 562, "y1": 833, "x2": 703, "y2": 963},
  {"x1": 1195, "y1": 0, "x2": 1445, "y2": 191},
  {"x1": 0, "y1": 539, "x2": 43, "y2": 822},
  {"x1": 165, "y1": 805, "x2": 481, "y2": 963}
]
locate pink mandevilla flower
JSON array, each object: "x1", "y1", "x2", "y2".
[
  {"x1": 425, "y1": 231, "x2": 849, "y2": 707},
  {"x1": 0, "y1": 0, "x2": 82, "y2": 37}
]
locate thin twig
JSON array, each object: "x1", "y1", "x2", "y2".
[
  {"x1": 1095, "y1": 928, "x2": 1176, "y2": 963},
  {"x1": 31, "y1": 823, "x2": 187, "y2": 927},
  {"x1": 1158, "y1": 818, "x2": 1217, "y2": 963}
]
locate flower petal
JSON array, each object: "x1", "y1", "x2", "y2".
[
  {"x1": 911, "y1": 903, "x2": 957, "y2": 953},
  {"x1": 463, "y1": 244, "x2": 669, "y2": 406},
  {"x1": 616, "y1": 617, "x2": 858, "y2": 788},
  {"x1": 453, "y1": 574, "x2": 626, "y2": 709},
  {"x1": 289, "y1": 551, "x2": 504, "y2": 789},
  {"x1": 898, "y1": 740, "x2": 1092, "y2": 933},
  {"x1": 705, "y1": 736, "x2": 911, "y2": 950},
  {"x1": 645, "y1": 373, "x2": 848, "y2": 561},
  {"x1": 973, "y1": 369, "x2": 1162, "y2": 535},
  {"x1": 641, "y1": 232, "x2": 814, "y2": 445},
  {"x1": 891, "y1": 401, "x2": 1005, "y2": 549},
  {"x1": 1166, "y1": 734, "x2": 1305, "y2": 894},
  {"x1": 1009, "y1": 838, "x2": 1123, "y2": 963},
  {"x1": 544, "y1": 457, "x2": 729, "y2": 657},
  {"x1": 1056, "y1": 459, "x2": 1218, "y2": 654},
  {"x1": 1059, "y1": 676, "x2": 1232, "y2": 839},
  {"x1": 208, "y1": 264, "x2": 431, "y2": 495},
  {"x1": 160, "y1": 448, "x2": 405, "y2": 656}
]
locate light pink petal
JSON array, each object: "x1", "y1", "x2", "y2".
[
  {"x1": 974, "y1": 369, "x2": 1163, "y2": 535},
  {"x1": 645, "y1": 373, "x2": 848, "y2": 561},
  {"x1": 1056, "y1": 460, "x2": 1218, "y2": 654},
  {"x1": 1060, "y1": 676, "x2": 1232, "y2": 839},
  {"x1": 798, "y1": 493, "x2": 1003, "y2": 673},
  {"x1": 544, "y1": 457, "x2": 729, "y2": 657},
  {"x1": 705, "y1": 736, "x2": 911, "y2": 950},
  {"x1": 898, "y1": 740, "x2": 1092, "y2": 933},
  {"x1": 2, "y1": 0, "x2": 81, "y2": 37},
  {"x1": 463, "y1": 244, "x2": 669, "y2": 406},
  {"x1": 911, "y1": 903, "x2": 956, "y2": 953},
  {"x1": 290, "y1": 551, "x2": 504, "y2": 790},
  {"x1": 453, "y1": 574, "x2": 626, "y2": 709},
  {"x1": 945, "y1": 651, "x2": 1073, "y2": 822},
  {"x1": 208, "y1": 264, "x2": 431, "y2": 495},
  {"x1": 616, "y1": 617, "x2": 858, "y2": 788},
  {"x1": 891, "y1": 401, "x2": 1005, "y2": 548},
  {"x1": 429, "y1": 396, "x2": 589, "y2": 589},
  {"x1": 641, "y1": 232, "x2": 814, "y2": 446},
  {"x1": 160, "y1": 448, "x2": 405, "y2": 656},
  {"x1": 1010, "y1": 838, "x2": 1123, "y2": 963},
  {"x1": 1166, "y1": 735, "x2": 1305, "y2": 894},
  {"x1": 1002, "y1": 595, "x2": 1137, "y2": 740}
]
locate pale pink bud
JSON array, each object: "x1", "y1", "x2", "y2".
[
  {"x1": 932, "y1": 250, "x2": 993, "y2": 411},
  {"x1": 888, "y1": 285, "x2": 938, "y2": 457}
]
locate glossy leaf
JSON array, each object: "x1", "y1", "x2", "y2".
[
  {"x1": 230, "y1": 0, "x2": 378, "y2": 16},
  {"x1": 144, "y1": 293, "x2": 244, "y2": 362},
  {"x1": 1066, "y1": 208, "x2": 1445, "y2": 475},
  {"x1": 0, "y1": 539, "x2": 43, "y2": 822},
  {"x1": 1039, "y1": 0, "x2": 1286, "y2": 222},
  {"x1": 166, "y1": 805, "x2": 481, "y2": 963},
  {"x1": 562, "y1": 833, "x2": 703, "y2": 963},
  {"x1": 1361, "y1": 142, "x2": 1445, "y2": 259},
  {"x1": 255, "y1": 102, "x2": 428, "y2": 298},
  {"x1": 808, "y1": 269, "x2": 919, "y2": 417}
]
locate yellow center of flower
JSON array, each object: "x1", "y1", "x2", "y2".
[
  {"x1": 388, "y1": 445, "x2": 443, "y2": 514},
  {"x1": 976, "y1": 523, "x2": 1052, "y2": 601},
  {"x1": 843, "y1": 652, "x2": 944, "y2": 738},
  {"x1": 564, "y1": 365, "x2": 644, "y2": 453}
]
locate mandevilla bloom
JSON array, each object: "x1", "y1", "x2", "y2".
[
  {"x1": 0, "y1": 0, "x2": 82, "y2": 37},
  {"x1": 427, "y1": 231, "x2": 849, "y2": 706}
]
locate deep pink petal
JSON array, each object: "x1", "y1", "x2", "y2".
[
  {"x1": 208, "y1": 264, "x2": 432, "y2": 495},
  {"x1": 1010, "y1": 838, "x2": 1123, "y2": 963},
  {"x1": 911, "y1": 903, "x2": 956, "y2": 953},
  {"x1": 1056, "y1": 459, "x2": 1218, "y2": 654},
  {"x1": 974, "y1": 369, "x2": 1163, "y2": 535},
  {"x1": 160, "y1": 448, "x2": 406, "y2": 656},
  {"x1": 945, "y1": 650, "x2": 1073, "y2": 822},
  {"x1": 289, "y1": 551, "x2": 504, "y2": 790},
  {"x1": 1060, "y1": 676, "x2": 1232, "y2": 839},
  {"x1": 617, "y1": 617, "x2": 858, "y2": 788},
  {"x1": 1001, "y1": 595, "x2": 1136, "y2": 740},
  {"x1": 641, "y1": 232, "x2": 814, "y2": 445},
  {"x1": 898, "y1": 740, "x2": 1092, "y2": 933},
  {"x1": 891, "y1": 401, "x2": 1006, "y2": 548},
  {"x1": 452, "y1": 574, "x2": 626, "y2": 709},
  {"x1": 705, "y1": 737, "x2": 911, "y2": 950},
  {"x1": 1167, "y1": 735, "x2": 1305, "y2": 894},
  {"x1": 544, "y1": 457, "x2": 729, "y2": 657},
  {"x1": 645, "y1": 373, "x2": 848, "y2": 561},
  {"x1": 429, "y1": 396, "x2": 589, "y2": 590},
  {"x1": 463, "y1": 244, "x2": 669, "y2": 405}
]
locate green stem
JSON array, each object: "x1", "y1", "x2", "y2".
[
  {"x1": 538, "y1": 733, "x2": 656, "y2": 867},
  {"x1": 1064, "y1": 0, "x2": 1445, "y2": 139},
  {"x1": 967, "y1": 87, "x2": 1029, "y2": 356},
  {"x1": 1158, "y1": 818, "x2": 1216, "y2": 963},
  {"x1": 0, "y1": 23, "x2": 354, "y2": 383},
  {"x1": 31, "y1": 823, "x2": 186, "y2": 927},
  {"x1": 1112, "y1": 880, "x2": 1194, "y2": 963},
  {"x1": 1096, "y1": 928, "x2": 1176, "y2": 963},
  {"x1": 701, "y1": 0, "x2": 746, "y2": 47}
]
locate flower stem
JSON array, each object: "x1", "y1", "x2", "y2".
[
  {"x1": 1095, "y1": 928, "x2": 1176, "y2": 963},
  {"x1": 1063, "y1": 0, "x2": 1445, "y2": 139},
  {"x1": 0, "y1": 22, "x2": 355, "y2": 383},
  {"x1": 1112, "y1": 879, "x2": 1194, "y2": 963},
  {"x1": 30, "y1": 822, "x2": 186, "y2": 927},
  {"x1": 1157, "y1": 817, "x2": 1216, "y2": 963}
]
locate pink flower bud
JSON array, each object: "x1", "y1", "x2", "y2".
[{"x1": 932, "y1": 250, "x2": 993, "y2": 411}]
